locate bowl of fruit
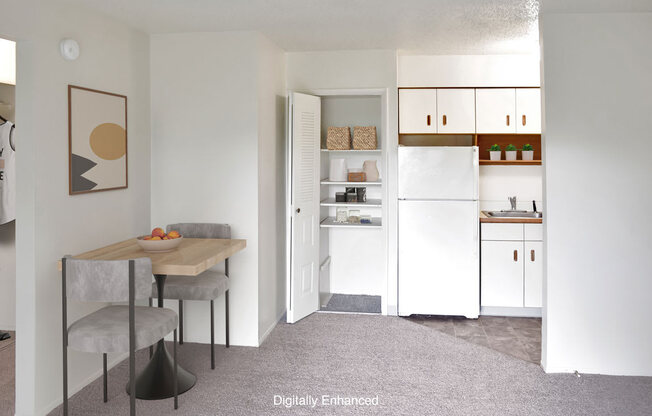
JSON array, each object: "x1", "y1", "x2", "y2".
[{"x1": 136, "y1": 227, "x2": 183, "y2": 253}]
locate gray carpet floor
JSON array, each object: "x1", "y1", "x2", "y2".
[
  {"x1": 321, "y1": 294, "x2": 381, "y2": 313},
  {"x1": 0, "y1": 331, "x2": 15, "y2": 416},
  {"x1": 46, "y1": 314, "x2": 652, "y2": 415}
]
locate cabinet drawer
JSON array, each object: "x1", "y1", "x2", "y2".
[
  {"x1": 481, "y1": 223, "x2": 523, "y2": 241},
  {"x1": 524, "y1": 224, "x2": 543, "y2": 241}
]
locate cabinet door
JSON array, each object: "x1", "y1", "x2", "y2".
[
  {"x1": 399, "y1": 89, "x2": 437, "y2": 134},
  {"x1": 481, "y1": 241, "x2": 523, "y2": 307},
  {"x1": 516, "y1": 88, "x2": 541, "y2": 134},
  {"x1": 475, "y1": 88, "x2": 516, "y2": 134},
  {"x1": 436, "y1": 89, "x2": 476, "y2": 134},
  {"x1": 524, "y1": 241, "x2": 543, "y2": 307}
]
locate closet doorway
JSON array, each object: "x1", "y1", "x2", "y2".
[{"x1": 0, "y1": 36, "x2": 16, "y2": 416}]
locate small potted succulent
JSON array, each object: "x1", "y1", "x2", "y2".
[
  {"x1": 522, "y1": 143, "x2": 534, "y2": 161},
  {"x1": 489, "y1": 144, "x2": 501, "y2": 161},
  {"x1": 505, "y1": 144, "x2": 517, "y2": 161}
]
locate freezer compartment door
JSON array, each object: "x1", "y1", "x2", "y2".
[
  {"x1": 398, "y1": 200, "x2": 479, "y2": 318},
  {"x1": 398, "y1": 146, "x2": 478, "y2": 200}
]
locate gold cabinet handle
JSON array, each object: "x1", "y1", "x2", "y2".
[
  {"x1": 531, "y1": 249, "x2": 535, "y2": 261},
  {"x1": 514, "y1": 250, "x2": 518, "y2": 261},
  {"x1": 427, "y1": 115, "x2": 431, "y2": 126},
  {"x1": 442, "y1": 115, "x2": 447, "y2": 126},
  {"x1": 522, "y1": 115, "x2": 527, "y2": 126},
  {"x1": 506, "y1": 115, "x2": 510, "y2": 126}
]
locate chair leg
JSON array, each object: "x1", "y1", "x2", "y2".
[
  {"x1": 63, "y1": 340, "x2": 68, "y2": 416},
  {"x1": 179, "y1": 300, "x2": 184, "y2": 345},
  {"x1": 225, "y1": 290, "x2": 230, "y2": 348},
  {"x1": 149, "y1": 298, "x2": 153, "y2": 359},
  {"x1": 210, "y1": 300, "x2": 215, "y2": 370},
  {"x1": 174, "y1": 329, "x2": 178, "y2": 410},
  {"x1": 103, "y1": 353, "x2": 108, "y2": 403}
]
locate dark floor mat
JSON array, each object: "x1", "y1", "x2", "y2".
[{"x1": 321, "y1": 294, "x2": 381, "y2": 313}]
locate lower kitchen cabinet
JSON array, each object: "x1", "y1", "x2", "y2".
[
  {"x1": 524, "y1": 241, "x2": 543, "y2": 307},
  {"x1": 481, "y1": 241, "x2": 523, "y2": 307},
  {"x1": 481, "y1": 223, "x2": 543, "y2": 309}
]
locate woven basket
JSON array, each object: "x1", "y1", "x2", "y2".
[
  {"x1": 352, "y1": 126, "x2": 377, "y2": 150},
  {"x1": 327, "y1": 127, "x2": 351, "y2": 150}
]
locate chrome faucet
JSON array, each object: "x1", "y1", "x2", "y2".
[{"x1": 509, "y1": 196, "x2": 517, "y2": 211}]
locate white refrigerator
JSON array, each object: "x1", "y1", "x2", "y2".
[{"x1": 398, "y1": 146, "x2": 480, "y2": 318}]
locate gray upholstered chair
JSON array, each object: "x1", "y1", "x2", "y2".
[
  {"x1": 62, "y1": 257, "x2": 179, "y2": 416},
  {"x1": 151, "y1": 223, "x2": 230, "y2": 369}
]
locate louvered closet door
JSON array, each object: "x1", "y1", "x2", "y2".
[{"x1": 287, "y1": 92, "x2": 321, "y2": 324}]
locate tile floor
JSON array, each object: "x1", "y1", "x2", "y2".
[{"x1": 406, "y1": 315, "x2": 542, "y2": 364}]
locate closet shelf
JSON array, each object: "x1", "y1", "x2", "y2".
[
  {"x1": 320, "y1": 198, "x2": 382, "y2": 208},
  {"x1": 320, "y1": 180, "x2": 382, "y2": 186},
  {"x1": 320, "y1": 217, "x2": 382, "y2": 229},
  {"x1": 320, "y1": 149, "x2": 382, "y2": 154}
]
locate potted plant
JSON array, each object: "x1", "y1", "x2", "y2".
[
  {"x1": 489, "y1": 144, "x2": 501, "y2": 161},
  {"x1": 505, "y1": 144, "x2": 517, "y2": 161},
  {"x1": 522, "y1": 144, "x2": 534, "y2": 161}
]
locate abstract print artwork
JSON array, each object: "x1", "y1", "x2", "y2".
[{"x1": 68, "y1": 85, "x2": 128, "y2": 194}]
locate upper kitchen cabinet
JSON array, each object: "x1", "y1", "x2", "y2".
[
  {"x1": 516, "y1": 88, "x2": 541, "y2": 134},
  {"x1": 475, "y1": 88, "x2": 516, "y2": 134},
  {"x1": 399, "y1": 89, "x2": 437, "y2": 134},
  {"x1": 436, "y1": 89, "x2": 476, "y2": 134}
]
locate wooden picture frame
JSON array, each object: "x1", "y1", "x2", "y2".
[{"x1": 68, "y1": 85, "x2": 128, "y2": 195}]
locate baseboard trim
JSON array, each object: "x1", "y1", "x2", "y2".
[
  {"x1": 258, "y1": 310, "x2": 285, "y2": 346},
  {"x1": 36, "y1": 352, "x2": 128, "y2": 416}
]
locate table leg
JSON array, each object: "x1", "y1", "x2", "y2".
[{"x1": 127, "y1": 274, "x2": 196, "y2": 400}]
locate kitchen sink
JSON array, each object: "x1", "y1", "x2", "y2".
[{"x1": 485, "y1": 210, "x2": 543, "y2": 218}]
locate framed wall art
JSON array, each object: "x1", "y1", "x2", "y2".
[{"x1": 68, "y1": 85, "x2": 127, "y2": 195}]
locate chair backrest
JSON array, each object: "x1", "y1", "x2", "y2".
[
  {"x1": 166, "y1": 223, "x2": 231, "y2": 239},
  {"x1": 63, "y1": 257, "x2": 153, "y2": 302}
]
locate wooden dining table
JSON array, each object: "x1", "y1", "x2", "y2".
[{"x1": 58, "y1": 237, "x2": 246, "y2": 400}]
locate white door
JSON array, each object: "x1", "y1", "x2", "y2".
[
  {"x1": 480, "y1": 241, "x2": 523, "y2": 307},
  {"x1": 398, "y1": 146, "x2": 478, "y2": 200},
  {"x1": 524, "y1": 241, "x2": 543, "y2": 307},
  {"x1": 399, "y1": 89, "x2": 437, "y2": 134},
  {"x1": 516, "y1": 88, "x2": 541, "y2": 134},
  {"x1": 475, "y1": 88, "x2": 516, "y2": 134},
  {"x1": 398, "y1": 200, "x2": 479, "y2": 318},
  {"x1": 287, "y1": 92, "x2": 320, "y2": 323},
  {"x1": 436, "y1": 89, "x2": 476, "y2": 134}
]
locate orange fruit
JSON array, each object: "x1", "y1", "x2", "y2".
[
  {"x1": 151, "y1": 227, "x2": 165, "y2": 238},
  {"x1": 151, "y1": 236, "x2": 162, "y2": 240},
  {"x1": 168, "y1": 230, "x2": 180, "y2": 239}
]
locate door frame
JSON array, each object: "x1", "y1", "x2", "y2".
[{"x1": 285, "y1": 88, "x2": 391, "y2": 318}]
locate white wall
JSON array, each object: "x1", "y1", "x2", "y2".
[
  {"x1": 151, "y1": 32, "x2": 287, "y2": 347},
  {"x1": 3, "y1": 1, "x2": 151, "y2": 414},
  {"x1": 287, "y1": 50, "x2": 398, "y2": 314},
  {"x1": 150, "y1": 32, "x2": 260, "y2": 347},
  {"x1": 398, "y1": 54, "x2": 540, "y2": 87},
  {"x1": 479, "y1": 166, "x2": 543, "y2": 211},
  {"x1": 541, "y1": 12, "x2": 652, "y2": 376},
  {"x1": 256, "y1": 35, "x2": 286, "y2": 342},
  {"x1": 0, "y1": 81, "x2": 15, "y2": 331}
]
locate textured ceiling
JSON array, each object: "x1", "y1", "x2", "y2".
[{"x1": 59, "y1": 0, "x2": 542, "y2": 54}]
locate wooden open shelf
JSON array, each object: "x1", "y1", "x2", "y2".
[
  {"x1": 475, "y1": 133, "x2": 542, "y2": 163},
  {"x1": 480, "y1": 159, "x2": 541, "y2": 166}
]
